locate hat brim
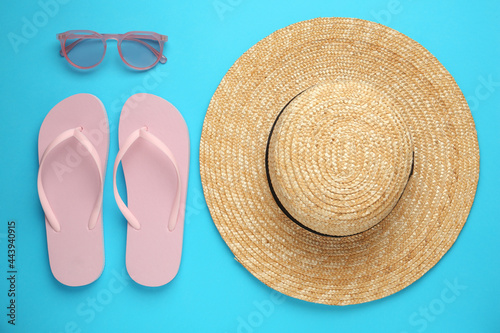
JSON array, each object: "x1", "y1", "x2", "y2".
[{"x1": 200, "y1": 17, "x2": 479, "y2": 305}]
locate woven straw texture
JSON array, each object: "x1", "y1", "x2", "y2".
[{"x1": 200, "y1": 17, "x2": 479, "y2": 305}]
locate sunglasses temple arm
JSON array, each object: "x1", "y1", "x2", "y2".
[
  {"x1": 127, "y1": 37, "x2": 167, "y2": 64},
  {"x1": 59, "y1": 38, "x2": 84, "y2": 56},
  {"x1": 59, "y1": 35, "x2": 102, "y2": 56}
]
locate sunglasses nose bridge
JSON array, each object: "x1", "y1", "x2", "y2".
[{"x1": 101, "y1": 34, "x2": 121, "y2": 41}]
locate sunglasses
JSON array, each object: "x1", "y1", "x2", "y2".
[{"x1": 57, "y1": 30, "x2": 168, "y2": 70}]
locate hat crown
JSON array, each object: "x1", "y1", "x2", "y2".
[{"x1": 267, "y1": 81, "x2": 414, "y2": 236}]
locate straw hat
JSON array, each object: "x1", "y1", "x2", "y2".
[{"x1": 200, "y1": 17, "x2": 479, "y2": 305}]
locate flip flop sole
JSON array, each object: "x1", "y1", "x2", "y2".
[
  {"x1": 118, "y1": 93, "x2": 190, "y2": 287},
  {"x1": 38, "y1": 94, "x2": 108, "y2": 287}
]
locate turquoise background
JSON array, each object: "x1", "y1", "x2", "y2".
[{"x1": 1, "y1": 0, "x2": 499, "y2": 332}]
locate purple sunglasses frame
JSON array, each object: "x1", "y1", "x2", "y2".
[{"x1": 57, "y1": 30, "x2": 168, "y2": 70}]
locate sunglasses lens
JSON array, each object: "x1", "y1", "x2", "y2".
[
  {"x1": 120, "y1": 35, "x2": 161, "y2": 69},
  {"x1": 64, "y1": 33, "x2": 104, "y2": 68}
]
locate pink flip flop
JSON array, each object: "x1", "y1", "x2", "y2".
[
  {"x1": 113, "y1": 93, "x2": 190, "y2": 287},
  {"x1": 38, "y1": 94, "x2": 108, "y2": 286}
]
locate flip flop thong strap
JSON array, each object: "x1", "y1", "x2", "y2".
[
  {"x1": 38, "y1": 127, "x2": 104, "y2": 232},
  {"x1": 113, "y1": 127, "x2": 182, "y2": 232}
]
